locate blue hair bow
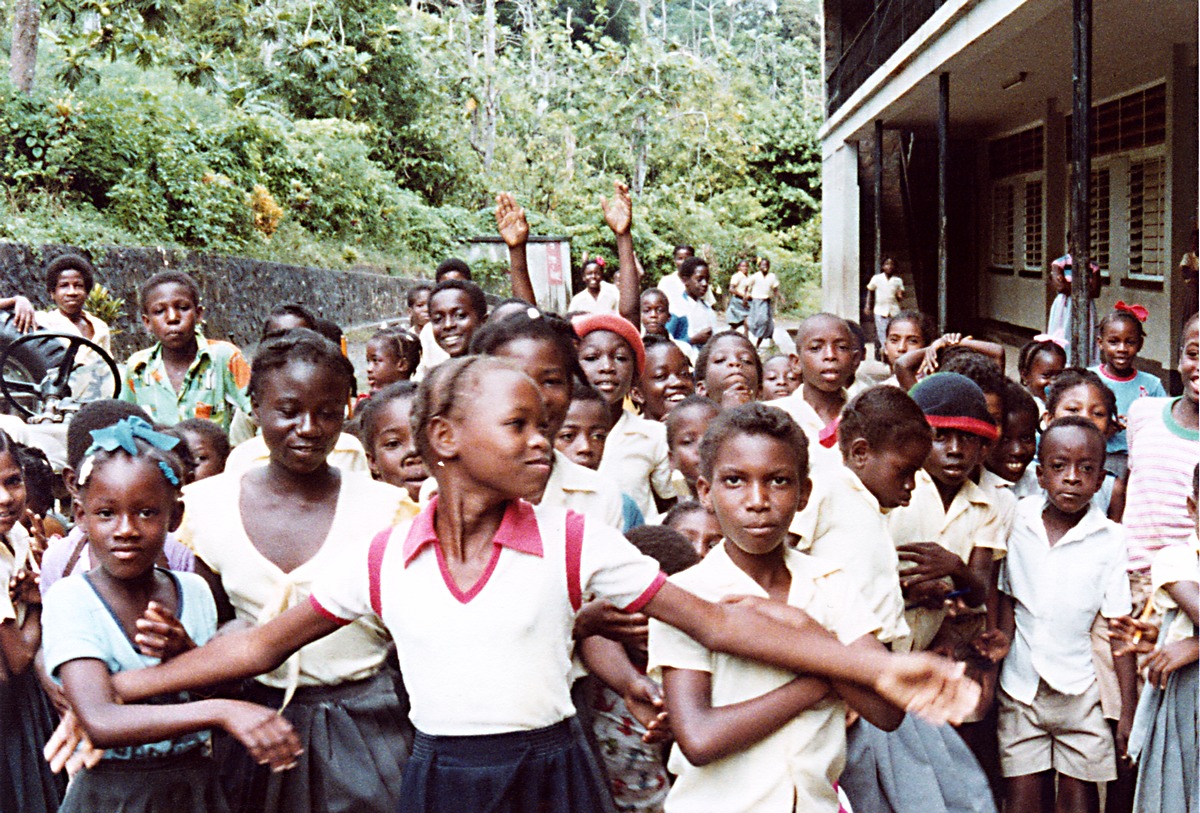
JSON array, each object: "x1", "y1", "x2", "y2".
[{"x1": 85, "y1": 416, "x2": 180, "y2": 458}]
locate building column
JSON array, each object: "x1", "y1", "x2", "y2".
[
  {"x1": 821, "y1": 142, "x2": 861, "y2": 317},
  {"x1": 1068, "y1": 0, "x2": 1093, "y2": 364}
]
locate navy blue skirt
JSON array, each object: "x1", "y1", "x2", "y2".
[
  {"x1": 401, "y1": 717, "x2": 614, "y2": 813},
  {"x1": 0, "y1": 668, "x2": 65, "y2": 813}
]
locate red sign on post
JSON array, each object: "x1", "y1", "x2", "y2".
[{"x1": 546, "y1": 246, "x2": 563, "y2": 286}]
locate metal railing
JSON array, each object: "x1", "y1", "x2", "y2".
[{"x1": 826, "y1": 0, "x2": 950, "y2": 115}]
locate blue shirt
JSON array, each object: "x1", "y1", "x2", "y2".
[
  {"x1": 1089, "y1": 366, "x2": 1167, "y2": 454},
  {"x1": 42, "y1": 569, "x2": 217, "y2": 761}
]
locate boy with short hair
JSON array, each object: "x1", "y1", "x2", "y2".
[
  {"x1": 998, "y1": 417, "x2": 1136, "y2": 813},
  {"x1": 120, "y1": 271, "x2": 251, "y2": 432},
  {"x1": 790, "y1": 385, "x2": 931, "y2": 647}
]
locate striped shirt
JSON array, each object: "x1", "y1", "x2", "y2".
[{"x1": 1123, "y1": 397, "x2": 1199, "y2": 571}]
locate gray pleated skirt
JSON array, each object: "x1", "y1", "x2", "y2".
[
  {"x1": 59, "y1": 748, "x2": 229, "y2": 813},
  {"x1": 726, "y1": 296, "x2": 749, "y2": 326},
  {"x1": 839, "y1": 715, "x2": 998, "y2": 813},
  {"x1": 746, "y1": 299, "x2": 774, "y2": 340},
  {"x1": 1129, "y1": 659, "x2": 1198, "y2": 813},
  {"x1": 219, "y1": 669, "x2": 413, "y2": 813}
]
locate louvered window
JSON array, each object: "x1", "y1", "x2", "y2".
[
  {"x1": 1024, "y1": 181, "x2": 1044, "y2": 270},
  {"x1": 992, "y1": 185, "x2": 1015, "y2": 268},
  {"x1": 1089, "y1": 168, "x2": 1111, "y2": 273},
  {"x1": 1128, "y1": 156, "x2": 1166, "y2": 279}
]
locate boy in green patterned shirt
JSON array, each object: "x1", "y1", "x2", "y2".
[{"x1": 120, "y1": 271, "x2": 250, "y2": 432}]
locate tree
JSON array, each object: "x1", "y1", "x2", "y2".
[{"x1": 10, "y1": 0, "x2": 42, "y2": 93}]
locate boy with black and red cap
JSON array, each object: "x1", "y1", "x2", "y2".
[{"x1": 888, "y1": 372, "x2": 1008, "y2": 656}]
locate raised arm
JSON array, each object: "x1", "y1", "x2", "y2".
[
  {"x1": 496, "y1": 192, "x2": 535, "y2": 305},
  {"x1": 602, "y1": 181, "x2": 641, "y2": 327},
  {"x1": 111, "y1": 600, "x2": 339, "y2": 703},
  {"x1": 643, "y1": 583, "x2": 978, "y2": 724}
]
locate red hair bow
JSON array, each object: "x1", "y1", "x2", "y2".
[
  {"x1": 1114, "y1": 301, "x2": 1148, "y2": 322},
  {"x1": 594, "y1": 257, "x2": 606, "y2": 268}
]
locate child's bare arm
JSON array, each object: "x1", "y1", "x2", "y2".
[
  {"x1": 957, "y1": 338, "x2": 1005, "y2": 369},
  {"x1": 1166, "y1": 580, "x2": 1199, "y2": 625},
  {"x1": 601, "y1": 181, "x2": 641, "y2": 327},
  {"x1": 1108, "y1": 471, "x2": 1127, "y2": 522},
  {"x1": 495, "y1": 193, "x2": 535, "y2": 305},
  {"x1": 643, "y1": 584, "x2": 978, "y2": 724},
  {"x1": 579, "y1": 636, "x2": 668, "y2": 742},
  {"x1": 1109, "y1": 635, "x2": 1139, "y2": 756},
  {"x1": 59, "y1": 658, "x2": 301, "y2": 769},
  {"x1": 896, "y1": 544, "x2": 989, "y2": 608},
  {"x1": 828, "y1": 636, "x2": 904, "y2": 731},
  {"x1": 111, "y1": 601, "x2": 340, "y2": 703},
  {"x1": 662, "y1": 666, "x2": 831, "y2": 766}
]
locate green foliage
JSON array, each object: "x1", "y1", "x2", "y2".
[
  {"x1": 5, "y1": 0, "x2": 824, "y2": 308},
  {"x1": 84, "y1": 283, "x2": 126, "y2": 333}
]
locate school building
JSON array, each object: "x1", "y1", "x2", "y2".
[{"x1": 818, "y1": 0, "x2": 1197, "y2": 378}]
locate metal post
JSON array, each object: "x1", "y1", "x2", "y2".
[
  {"x1": 937, "y1": 72, "x2": 949, "y2": 333},
  {"x1": 874, "y1": 119, "x2": 884, "y2": 277},
  {"x1": 1069, "y1": 0, "x2": 1093, "y2": 364}
]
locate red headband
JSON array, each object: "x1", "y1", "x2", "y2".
[{"x1": 572, "y1": 313, "x2": 646, "y2": 376}]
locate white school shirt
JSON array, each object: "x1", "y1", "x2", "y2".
[
  {"x1": 178, "y1": 471, "x2": 417, "y2": 694},
  {"x1": 1149, "y1": 535, "x2": 1198, "y2": 646},
  {"x1": 998, "y1": 497, "x2": 1132, "y2": 703},
  {"x1": 598, "y1": 410, "x2": 673, "y2": 522},
  {"x1": 768, "y1": 386, "x2": 845, "y2": 473},
  {"x1": 888, "y1": 471, "x2": 1009, "y2": 651},
  {"x1": 567, "y1": 281, "x2": 620, "y2": 314},
  {"x1": 222, "y1": 432, "x2": 370, "y2": 477},
  {"x1": 789, "y1": 465, "x2": 909, "y2": 645},
  {"x1": 310, "y1": 499, "x2": 665, "y2": 736},
  {"x1": 867, "y1": 273, "x2": 905, "y2": 318},
  {"x1": 414, "y1": 321, "x2": 450, "y2": 381},
  {"x1": 677, "y1": 292, "x2": 716, "y2": 342},
  {"x1": 747, "y1": 270, "x2": 779, "y2": 300},
  {"x1": 36, "y1": 310, "x2": 112, "y2": 365},
  {"x1": 648, "y1": 543, "x2": 880, "y2": 813},
  {"x1": 659, "y1": 272, "x2": 716, "y2": 315}
]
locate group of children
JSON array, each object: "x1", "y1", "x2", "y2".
[{"x1": 0, "y1": 188, "x2": 1194, "y2": 813}]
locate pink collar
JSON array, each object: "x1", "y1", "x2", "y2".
[
  {"x1": 1097, "y1": 365, "x2": 1136, "y2": 383},
  {"x1": 402, "y1": 498, "x2": 544, "y2": 566}
]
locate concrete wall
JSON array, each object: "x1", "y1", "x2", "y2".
[{"x1": 0, "y1": 243, "x2": 418, "y2": 359}]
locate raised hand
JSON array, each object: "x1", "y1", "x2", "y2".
[
  {"x1": 9, "y1": 567, "x2": 40, "y2": 607},
  {"x1": 600, "y1": 181, "x2": 632, "y2": 236},
  {"x1": 134, "y1": 601, "x2": 197, "y2": 661},
  {"x1": 495, "y1": 192, "x2": 529, "y2": 248},
  {"x1": 21, "y1": 509, "x2": 49, "y2": 564}
]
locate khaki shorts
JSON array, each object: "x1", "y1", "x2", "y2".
[{"x1": 998, "y1": 680, "x2": 1115, "y2": 782}]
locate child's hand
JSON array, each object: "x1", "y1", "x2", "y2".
[
  {"x1": 1107, "y1": 615, "x2": 1158, "y2": 657},
  {"x1": 494, "y1": 192, "x2": 529, "y2": 248},
  {"x1": 574, "y1": 600, "x2": 649, "y2": 649},
  {"x1": 21, "y1": 509, "x2": 49, "y2": 563},
  {"x1": 134, "y1": 601, "x2": 196, "y2": 661},
  {"x1": 220, "y1": 701, "x2": 303, "y2": 772},
  {"x1": 971, "y1": 629, "x2": 1011, "y2": 663},
  {"x1": 874, "y1": 653, "x2": 980, "y2": 726},
  {"x1": 600, "y1": 181, "x2": 633, "y2": 236},
  {"x1": 897, "y1": 542, "x2": 963, "y2": 585},
  {"x1": 1142, "y1": 637, "x2": 1199, "y2": 689},
  {"x1": 903, "y1": 578, "x2": 952, "y2": 609},
  {"x1": 9, "y1": 568, "x2": 40, "y2": 606},
  {"x1": 621, "y1": 675, "x2": 671, "y2": 743},
  {"x1": 44, "y1": 710, "x2": 105, "y2": 776}
]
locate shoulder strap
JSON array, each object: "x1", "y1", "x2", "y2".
[
  {"x1": 367, "y1": 528, "x2": 392, "y2": 618},
  {"x1": 63, "y1": 536, "x2": 89, "y2": 577},
  {"x1": 565, "y1": 511, "x2": 585, "y2": 612}
]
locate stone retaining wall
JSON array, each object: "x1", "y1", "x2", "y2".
[{"x1": 0, "y1": 243, "x2": 418, "y2": 358}]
